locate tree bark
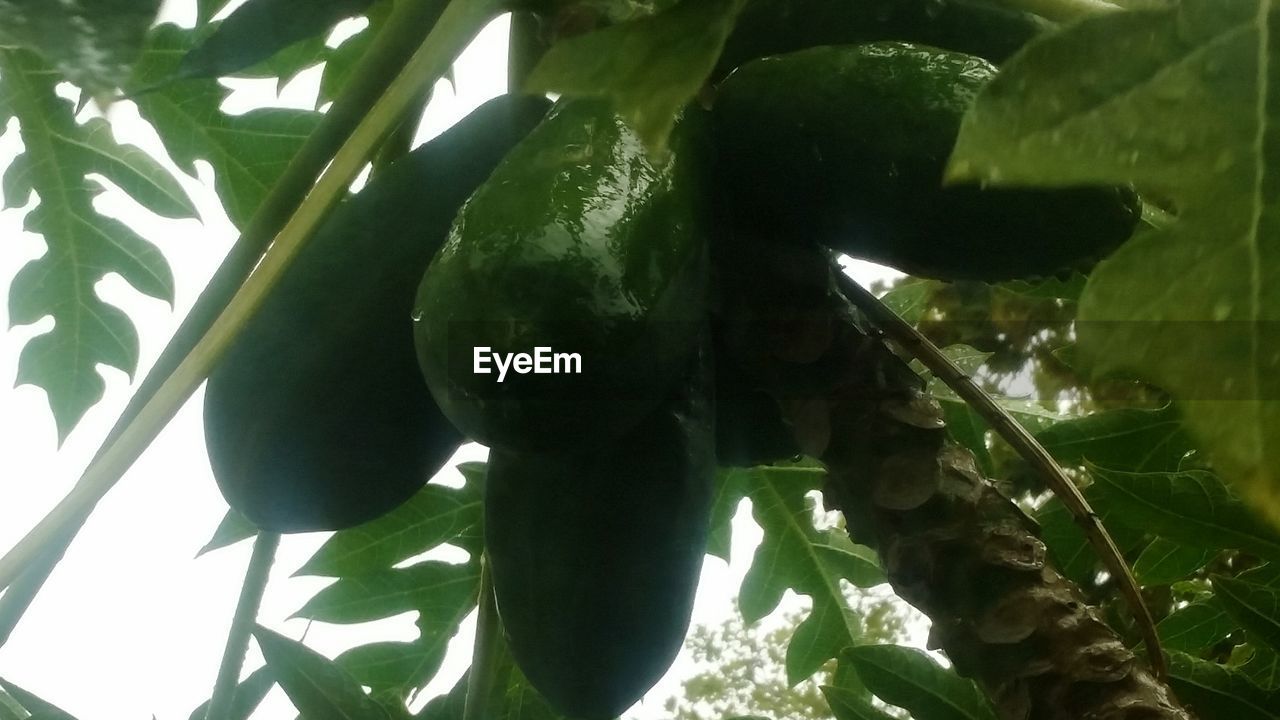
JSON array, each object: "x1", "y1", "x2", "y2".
[{"x1": 719, "y1": 244, "x2": 1193, "y2": 720}]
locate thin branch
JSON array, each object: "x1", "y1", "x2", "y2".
[
  {"x1": 830, "y1": 264, "x2": 1166, "y2": 680},
  {"x1": 205, "y1": 532, "x2": 279, "y2": 720},
  {"x1": 0, "y1": 0, "x2": 505, "y2": 601}
]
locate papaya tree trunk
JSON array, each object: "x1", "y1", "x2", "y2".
[{"x1": 720, "y1": 244, "x2": 1192, "y2": 720}]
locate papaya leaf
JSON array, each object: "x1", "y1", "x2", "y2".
[
  {"x1": 1034, "y1": 406, "x2": 1192, "y2": 473},
  {"x1": 878, "y1": 278, "x2": 942, "y2": 325},
  {"x1": 293, "y1": 561, "x2": 478, "y2": 625},
  {"x1": 178, "y1": 0, "x2": 375, "y2": 80},
  {"x1": 997, "y1": 274, "x2": 1087, "y2": 302},
  {"x1": 254, "y1": 626, "x2": 391, "y2": 720},
  {"x1": 843, "y1": 645, "x2": 998, "y2": 720},
  {"x1": 1158, "y1": 599, "x2": 1238, "y2": 654},
  {"x1": 1036, "y1": 481, "x2": 1145, "y2": 586},
  {"x1": 0, "y1": 679, "x2": 75, "y2": 720},
  {"x1": 738, "y1": 465, "x2": 884, "y2": 685},
  {"x1": 1089, "y1": 466, "x2": 1280, "y2": 560},
  {"x1": 318, "y1": 1, "x2": 394, "y2": 106},
  {"x1": 186, "y1": 665, "x2": 275, "y2": 720},
  {"x1": 1240, "y1": 645, "x2": 1280, "y2": 690},
  {"x1": 1, "y1": 48, "x2": 195, "y2": 439},
  {"x1": 1214, "y1": 576, "x2": 1280, "y2": 654},
  {"x1": 946, "y1": 0, "x2": 1280, "y2": 526},
  {"x1": 197, "y1": 0, "x2": 236, "y2": 26},
  {"x1": 336, "y1": 638, "x2": 451, "y2": 699},
  {"x1": 922, "y1": 345, "x2": 1065, "y2": 449},
  {"x1": 821, "y1": 686, "x2": 897, "y2": 720},
  {"x1": 1159, "y1": 565, "x2": 1280, "y2": 653},
  {"x1": 1167, "y1": 651, "x2": 1280, "y2": 720},
  {"x1": 524, "y1": 0, "x2": 746, "y2": 150},
  {"x1": 196, "y1": 509, "x2": 258, "y2": 557},
  {"x1": 707, "y1": 467, "x2": 753, "y2": 562},
  {"x1": 1133, "y1": 538, "x2": 1215, "y2": 586},
  {"x1": 0, "y1": 0, "x2": 161, "y2": 91},
  {"x1": 128, "y1": 25, "x2": 321, "y2": 227},
  {"x1": 415, "y1": 670, "x2": 467, "y2": 720},
  {"x1": 296, "y1": 478, "x2": 482, "y2": 578}
]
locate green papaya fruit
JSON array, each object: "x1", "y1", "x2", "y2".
[
  {"x1": 713, "y1": 343, "x2": 798, "y2": 467},
  {"x1": 203, "y1": 94, "x2": 551, "y2": 533},
  {"x1": 715, "y1": 0, "x2": 1053, "y2": 79},
  {"x1": 712, "y1": 43, "x2": 1141, "y2": 282},
  {"x1": 414, "y1": 99, "x2": 711, "y2": 453},
  {"x1": 485, "y1": 345, "x2": 715, "y2": 720}
]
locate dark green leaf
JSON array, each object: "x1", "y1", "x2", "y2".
[
  {"x1": 128, "y1": 25, "x2": 321, "y2": 227},
  {"x1": 1240, "y1": 645, "x2": 1280, "y2": 690},
  {"x1": 939, "y1": 400, "x2": 994, "y2": 477},
  {"x1": 525, "y1": 0, "x2": 746, "y2": 150},
  {"x1": 197, "y1": 509, "x2": 259, "y2": 557},
  {"x1": 843, "y1": 645, "x2": 997, "y2": 720},
  {"x1": 1090, "y1": 466, "x2": 1280, "y2": 560},
  {"x1": 179, "y1": 0, "x2": 374, "y2": 80},
  {"x1": 947, "y1": 0, "x2": 1280, "y2": 526},
  {"x1": 187, "y1": 665, "x2": 275, "y2": 720},
  {"x1": 1167, "y1": 651, "x2": 1280, "y2": 720},
  {"x1": 878, "y1": 279, "x2": 942, "y2": 326},
  {"x1": 997, "y1": 274, "x2": 1087, "y2": 302},
  {"x1": 296, "y1": 480, "x2": 481, "y2": 577},
  {"x1": 2, "y1": 48, "x2": 192, "y2": 438},
  {"x1": 822, "y1": 685, "x2": 896, "y2": 720},
  {"x1": 0, "y1": 679, "x2": 75, "y2": 720},
  {"x1": 414, "y1": 670, "x2": 467, "y2": 720},
  {"x1": 707, "y1": 467, "x2": 752, "y2": 562},
  {"x1": 1158, "y1": 600, "x2": 1237, "y2": 653},
  {"x1": 317, "y1": 4, "x2": 383, "y2": 105},
  {"x1": 1215, "y1": 576, "x2": 1280, "y2": 654},
  {"x1": 1035, "y1": 406, "x2": 1192, "y2": 473},
  {"x1": 1036, "y1": 483, "x2": 1145, "y2": 587},
  {"x1": 336, "y1": 641, "x2": 448, "y2": 698},
  {"x1": 0, "y1": 0, "x2": 161, "y2": 90},
  {"x1": 1133, "y1": 539, "x2": 1215, "y2": 586},
  {"x1": 254, "y1": 626, "x2": 391, "y2": 720},
  {"x1": 294, "y1": 561, "x2": 478, "y2": 625}
]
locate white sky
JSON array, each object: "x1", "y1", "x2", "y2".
[{"x1": 0, "y1": 2, "x2": 910, "y2": 718}]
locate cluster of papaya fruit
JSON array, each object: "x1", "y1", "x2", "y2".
[{"x1": 201, "y1": 1, "x2": 1142, "y2": 717}]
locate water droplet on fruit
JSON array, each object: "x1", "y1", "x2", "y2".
[
  {"x1": 411, "y1": 310, "x2": 424, "y2": 322},
  {"x1": 1214, "y1": 301, "x2": 1232, "y2": 321}
]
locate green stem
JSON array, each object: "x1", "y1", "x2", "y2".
[
  {"x1": 0, "y1": 0, "x2": 504, "y2": 605},
  {"x1": 463, "y1": 558, "x2": 502, "y2": 720},
  {"x1": 205, "y1": 532, "x2": 279, "y2": 720},
  {"x1": 507, "y1": 11, "x2": 546, "y2": 92}
]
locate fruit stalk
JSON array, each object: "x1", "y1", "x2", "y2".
[{"x1": 205, "y1": 531, "x2": 278, "y2": 720}]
